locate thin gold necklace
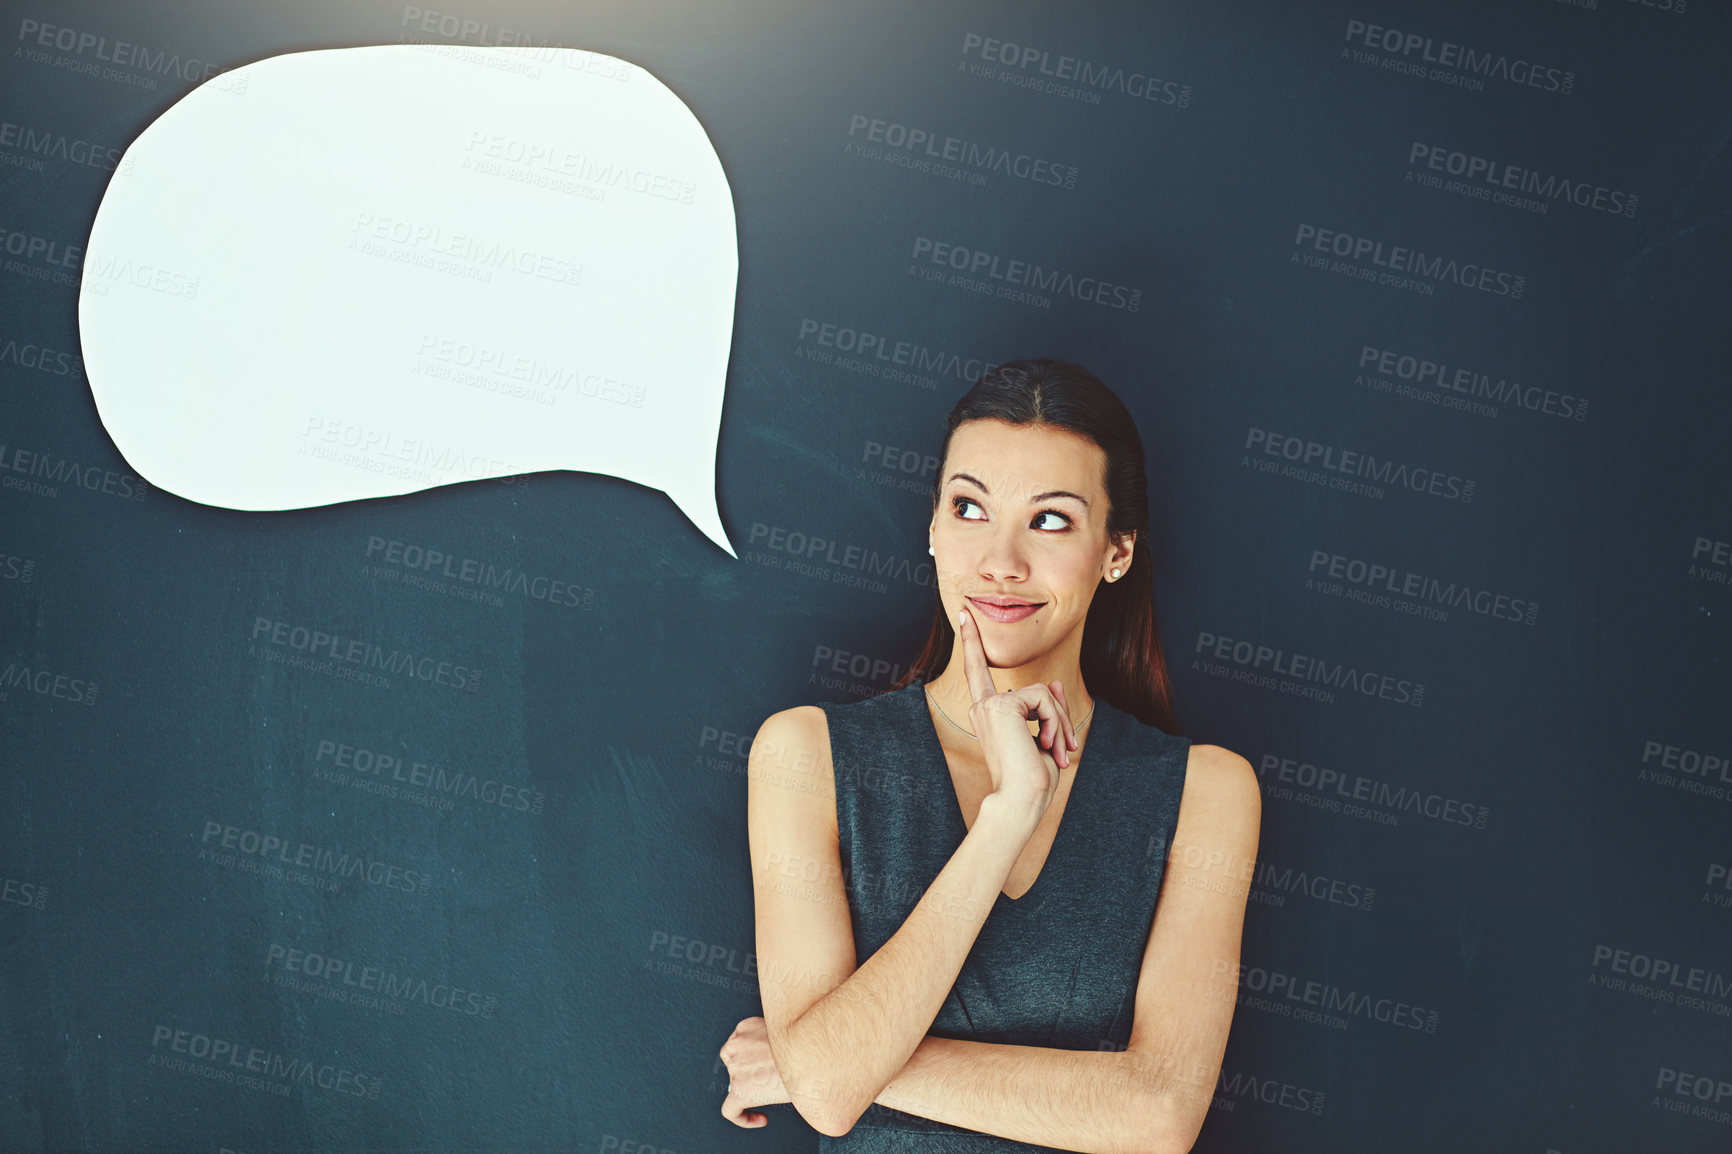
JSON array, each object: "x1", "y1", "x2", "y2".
[{"x1": 924, "y1": 684, "x2": 1096, "y2": 743}]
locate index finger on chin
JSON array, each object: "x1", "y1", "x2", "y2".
[{"x1": 957, "y1": 607, "x2": 996, "y2": 702}]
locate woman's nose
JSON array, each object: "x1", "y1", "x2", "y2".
[{"x1": 977, "y1": 524, "x2": 1029, "y2": 582}]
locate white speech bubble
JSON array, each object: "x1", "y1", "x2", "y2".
[{"x1": 78, "y1": 43, "x2": 738, "y2": 555}]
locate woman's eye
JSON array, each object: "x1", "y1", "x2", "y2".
[
  {"x1": 953, "y1": 497, "x2": 986, "y2": 520},
  {"x1": 1032, "y1": 511, "x2": 1071, "y2": 531}
]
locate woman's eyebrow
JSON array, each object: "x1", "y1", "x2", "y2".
[{"x1": 946, "y1": 472, "x2": 1090, "y2": 507}]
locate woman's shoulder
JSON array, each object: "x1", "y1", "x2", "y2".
[
  {"x1": 1183, "y1": 742, "x2": 1257, "y2": 780},
  {"x1": 753, "y1": 703, "x2": 831, "y2": 752},
  {"x1": 1180, "y1": 743, "x2": 1262, "y2": 818},
  {"x1": 747, "y1": 706, "x2": 838, "y2": 834}
]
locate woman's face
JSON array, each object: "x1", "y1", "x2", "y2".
[{"x1": 928, "y1": 418, "x2": 1133, "y2": 671}]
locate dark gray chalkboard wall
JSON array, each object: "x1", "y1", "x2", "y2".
[{"x1": 2, "y1": 1, "x2": 1729, "y2": 1151}]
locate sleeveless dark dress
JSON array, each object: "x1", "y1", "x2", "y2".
[{"x1": 812, "y1": 679, "x2": 1192, "y2": 1153}]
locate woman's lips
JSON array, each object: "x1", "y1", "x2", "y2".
[{"x1": 966, "y1": 596, "x2": 1045, "y2": 624}]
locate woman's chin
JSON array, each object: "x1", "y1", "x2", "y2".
[{"x1": 974, "y1": 638, "x2": 1047, "y2": 672}]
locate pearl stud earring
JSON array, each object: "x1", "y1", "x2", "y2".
[{"x1": 1110, "y1": 568, "x2": 1121, "y2": 579}]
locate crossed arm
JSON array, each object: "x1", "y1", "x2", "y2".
[{"x1": 743, "y1": 706, "x2": 1261, "y2": 1154}]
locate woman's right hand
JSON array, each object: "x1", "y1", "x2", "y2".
[{"x1": 954, "y1": 606, "x2": 1076, "y2": 821}]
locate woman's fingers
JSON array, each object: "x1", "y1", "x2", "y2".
[
  {"x1": 1028, "y1": 689, "x2": 1058, "y2": 758},
  {"x1": 1041, "y1": 683, "x2": 1075, "y2": 768},
  {"x1": 1036, "y1": 710, "x2": 1061, "y2": 766},
  {"x1": 717, "y1": 1014, "x2": 790, "y2": 1123},
  {"x1": 1050, "y1": 679, "x2": 1078, "y2": 751},
  {"x1": 1040, "y1": 682, "x2": 1071, "y2": 763},
  {"x1": 719, "y1": 1091, "x2": 767, "y2": 1127},
  {"x1": 956, "y1": 607, "x2": 998, "y2": 703},
  {"x1": 1013, "y1": 683, "x2": 1072, "y2": 770}
]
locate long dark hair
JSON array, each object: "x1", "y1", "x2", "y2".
[{"x1": 888, "y1": 358, "x2": 1181, "y2": 735}]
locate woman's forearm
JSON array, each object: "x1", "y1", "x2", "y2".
[
  {"x1": 869, "y1": 1035, "x2": 1209, "y2": 1154},
  {"x1": 776, "y1": 793, "x2": 1039, "y2": 1136}
]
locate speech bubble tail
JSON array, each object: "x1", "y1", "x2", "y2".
[{"x1": 669, "y1": 485, "x2": 736, "y2": 558}]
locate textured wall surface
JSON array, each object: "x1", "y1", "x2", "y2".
[{"x1": 1, "y1": 1, "x2": 1728, "y2": 1151}]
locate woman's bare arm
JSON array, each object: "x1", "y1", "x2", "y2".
[
  {"x1": 872, "y1": 1037, "x2": 1172, "y2": 1154},
  {"x1": 1116, "y1": 744, "x2": 1260, "y2": 1150},
  {"x1": 747, "y1": 703, "x2": 1043, "y2": 1136}
]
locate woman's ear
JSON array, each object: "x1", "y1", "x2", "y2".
[{"x1": 1107, "y1": 531, "x2": 1135, "y2": 577}]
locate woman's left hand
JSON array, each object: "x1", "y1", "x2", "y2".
[{"x1": 719, "y1": 1015, "x2": 790, "y2": 1127}]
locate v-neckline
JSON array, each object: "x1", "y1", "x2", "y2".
[{"x1": 911, "y1": 681, "x2": 1101, "y2": 905}]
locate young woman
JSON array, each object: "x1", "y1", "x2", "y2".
[{"x1": 719, "y1": 359, "x2": 1261, "y2": 1153}]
